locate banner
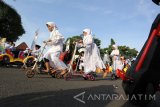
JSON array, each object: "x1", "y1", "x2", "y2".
[
  {"x1": 30, "y1": 29, "x2": 39, "y2": 51},
  {"x1": 65, "y1": 39, "x2": 70, "y2": 51}
]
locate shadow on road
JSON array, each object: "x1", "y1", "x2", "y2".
[
  {"x1": 0, "y1": 84, "x2": 159, "y2": 107},
  {"x1": 0, "y1": 85, "x2": 118, "y2": 107}
]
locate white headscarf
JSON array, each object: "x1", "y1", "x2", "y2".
[
  {"x1": 112, "y1": 44, "x2": 118, "y2": 50},
  {"x1": 83, "y1": 28, "x2": 92, "y2": 35},
  {"x1": 46, "y1": 22, "x2": 58, "y2": 29}
]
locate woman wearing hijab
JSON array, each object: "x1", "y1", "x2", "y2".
[
  {"x1": 110, "y1": 44, "x2": 120, "y2": 79},
  {"x1": 78, "y1": 28, "x2": 106, "y2": 78},
  {"x1": 43, "y1": 22, "x2": 68, "y2": 75}
]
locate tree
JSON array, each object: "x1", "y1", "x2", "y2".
[
  {"x1": 65, "y1": 35, "x2": 102, "y2": 53},
  {"x1": 0, "y1": 1, "x2": 25, "y2": 42},
  {"x1": 100, "y1": 38, "x2": 115, "y2": 57},
  {"x1": 93, "y1": 37, "x2": 101, "y2": 48},
  {"x1": 111, "y1": 38, "x2": 115, "y2": 45},
  {"x1": 118, "y1": 46, "x2": 138, "y2": 59},
  {"x1": 152, "y1": 0, "x2": 160, "y2": 5},
  {"x1": 105, "y1": 38, "x2": 116, "y2": 55},
  {"x1": 101, "y1": 38, "x2": 138, "y2": 59},
  {"x1": 64, "y1": 35, "x2": 82, "y2": 53}
]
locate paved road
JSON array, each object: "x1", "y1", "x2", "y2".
[{"x1": 0, "y1": 67, "x2": 159, "y2": 107}]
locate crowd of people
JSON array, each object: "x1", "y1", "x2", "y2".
[{"x1": 0, "y1": 21, "x2": 132, "y2": 79}]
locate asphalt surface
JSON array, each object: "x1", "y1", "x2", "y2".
[{"x1": 0, "y1": 67, "x2": 159, "y2": 107}]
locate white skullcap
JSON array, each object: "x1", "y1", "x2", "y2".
[{"x1": 112, "y1": 44, "x2": 118, "y2": 49}]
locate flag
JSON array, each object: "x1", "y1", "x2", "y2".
[
  {"x1": 31, "y1": 29, "x2": 39, "y2": 50},
  {"x1": 65, "y1": 39, "x2": 70, "y2": 51}
]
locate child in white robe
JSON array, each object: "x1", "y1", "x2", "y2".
[
  {"x1": 79, "y1": 28, "x2": 106, "y2": 77},
  {"x1": 43, "y1": 22, "x2": 68, "y2": 75},
  {"x1": 110, "y1": 44, "x2": 120, "y2": 77}
]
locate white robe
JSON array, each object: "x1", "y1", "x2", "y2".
[
  {"x1": 31, "y1": 49, "x2": 41, "y2": 57},
  {"x1": 43, "y1": 29, "x2": 68, "y2": 70},
  {"x1": 110, "y1": 48, "x2": 120, "y2": 71},
  {"x1": 83, "y1": 35, "x2": 106, "y2": 74},
  {"x1": 103, "y1": 53, "x2": 111, "y2": 64},
  {"x1": 79, "y1": 56, "x2": 84, "y2": 70}
]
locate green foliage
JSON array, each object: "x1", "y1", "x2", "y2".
[
  {"x1": 100, "y1": 48, "x2": 107, "y2": 57},
  {"x1": 93, "y1": 37, "x2": 101, "y2": 48},
  {"x1": 105, "y1": 38, "x2": 116, "y2": 55},
  {"x1": 64, "y1": 35, "x2": 82, "y2": 53},
  {"x1": 118, "y1": 46, "x2": 138, "y2": 59},
  {"x1": 65, "y1": 35, "x2": 102, "y2": 54},
  {"x1": 0, "y1": 1, "x2": 25, "y2": 42},
  {"x1": 101, "y1": 38, "x2": 138, "y2": 59},
  {"x1": 111, "y1": 38, "x2": 115, "y2": 45},
  {"x1": 65, "y1": 36, "x2": 82, "y2": 44},
  {"x1": 65, "y1": 36, "x2": 138, "y2": 59}
]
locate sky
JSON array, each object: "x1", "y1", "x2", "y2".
[{"x1": 4, "y1": 0, "x2": 160, "y2": 51}]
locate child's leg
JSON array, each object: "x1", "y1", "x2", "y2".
[
  {"x1": 43, "y1": 58, "x2": 50, "y2": 72},
  {"x1": 103, "y1": 70, "x2": 108, "y2": 78},
  {"x1": 49, "y1": 52, "x2": 68, "y2": 75},
  {"x1": 60, "y1": 69, "x2": 67, "y2": 75}
]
